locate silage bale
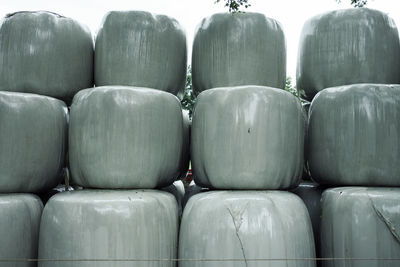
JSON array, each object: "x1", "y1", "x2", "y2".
[
  {"x1": 191, "y1": 85, "x2": 305, "y2": 189},
  {"x1": 308, "y1": 84, "x2": 400, "y2": 186},
  {"x1": 192, "y1": 12, "x2": 286, "y2": 95},
  {"x1": 179, "y1": 191, "x2": 315, "y2": 267},
  {"x1": 0, "y1": 92, "x2": 67, "y2": 193},
  {"x1": 0, "y1": 11, "x2": 93, "y2": 103},
  {"x1": 297, "y1": 8, "x2": 400, "y2": 100},
  {"x1": 39, "y1": 190, "x2": 178, "y2": 267},
  {"x1": 0, "y1": 194, "x2": 43, "y2": 267},
  {"x1": 320, "y1": 187, "x2": 400, "y2": 267},
  {"x1": 69, "y1": 86, "x2": 183, "y2": 189},
  {"x1": 95, "y1": 11, "x2": 187, "y2": 98}
]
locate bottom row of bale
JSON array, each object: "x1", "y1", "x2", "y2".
[{"x1": 1, "y1": 186, "x2": 399, "y2": 267}]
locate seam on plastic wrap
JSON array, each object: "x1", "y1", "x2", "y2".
[
  {"x1": 227, "y1": 206, "x2": 248, "y2": 267},
  {"x1": 369, "y1": 195, "x2": 400, "y2": 245}
]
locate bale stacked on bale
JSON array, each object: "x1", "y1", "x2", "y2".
[
  {"x1": 0, "y1": 11, "x2": 93, "y2": 265},
  {"x1": 182, "y1": 13, "x2": 315, "y2": 267},
  {"x1": 38, "y1": 11, "x2": 188, "y2": 267},
  {"x1": 297, "y1": 9, "x2": 400, "y2": 267}
]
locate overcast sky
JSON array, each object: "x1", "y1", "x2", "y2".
[{"x1": 1, "y1": 0, "x2": 399, "y2": 81}]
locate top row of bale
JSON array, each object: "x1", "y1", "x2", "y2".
[{"x1": 0, "y1": 8, "x2": 399, "y2": 103}]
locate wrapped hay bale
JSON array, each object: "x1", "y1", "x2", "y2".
[
  {"x1": 192, "y1": 12, "x2": 286, "y2": 95},
  {"x1": 297, "y1": 8, "x2": 400, "y2": 100},
  {"x1": 179, "y1": 191, "x2": 315, "y2": 267},
  {"x1": 0, "y1": 11, "x2": 93, "y2": 102},
  {"x1": 308, "y1": 84, "x2": 400, "y2": 186},
  {"x1": 0, "y1": 194, "x2": 43, "y2": 267},
  {"x1": 39, "y1": 190, "x2": 178, "y2": 267},
  {"x1": 321, "y1": 187, "x2": 400, "y2": 267},
  {"x1": 69, "y1": 86, "x2": 183, "y2": 189},
  {"x1": 95, "y1": 11, "x2": 187, "y2": 98},
  {"x1": 191, "y1": 85, "x2": 305, "y2": 189},
  {"x1": 0, "y1": 92, "x2": 67, "y2": 193}
]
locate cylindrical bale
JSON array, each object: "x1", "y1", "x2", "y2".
[
  {"x1": 0, "y1": 194, "x2": 43, "y2": 267},
  {"x1": 308, "y1": 84, "x2": 400, "y2": 186},
  {"x1": 179, "y1": 191, "x2": 315, "y2": 267},
  {"x1": 321, "y1": 187, "x2": 400, "y2": 267},
  {"x1": 69, "y1": 86, "x2": 183, "y2": 189},
  {"x1": 192, "y1": 12, "x2": 286, "y2": 95},
  {"x1": 291, "y1": 182, "x2": 324, "y2": 259},
  {"x1": 0, "y1": 11, "x2": 94, "y2": 103},
  {"x1": 38, "y1": 190, "x2": 178, "y2": 267},
  {"x1": 95, "y1": 11, "x2": 187, "y2": 98},
  {"x1": 191, "y1": 86, "x2": 306, "y2": 189},
  {"x1": 0, "y1": 92, "x2": 67, "y2": 193},
  {"x1": 297, "y1": 8, "x2": 400, "y2": 100}
]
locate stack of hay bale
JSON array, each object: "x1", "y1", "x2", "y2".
[
  {"x1": 297, "y1": 8, "x2": 400, "y2": 267},
  {"x1": 0, "y1": 11, "x2": 92, "y2": 265},
  {"x1": 38, "y1": 11, "x2": 189, "y2": 267},
  {"x1": 179, "y1": 12, "x2": 316, "y2": 267},
  {"x1": 0, "y1": 10, "x2": 190, "y2": 267}
]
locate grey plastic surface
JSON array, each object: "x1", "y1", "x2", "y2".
[
  {"x1": 0, "y1": 11, "x2": 94, "y2": 103},
  {"x1": 0, "y1": 92, "x2": 67, "y2": 193},
  {"x1": 192, "y1": 12, "x2": 286, "y2": 95},
  {"x1": 95, "y1": 11, "x2": 187, "y2": 98},
  {"x1": 308, "y1": 84, "x2": 400, "y2": 186},
  {"x1": 297, "y1": 8, "x2": 400, "y2": 100},
  {"x1": 0, "y1": 194, "x2": 43, "y2": 267},
  {"x1": 321, "y1": 187, "x2": 400, "y2": 267},
  {"x1": 191, "y1": 86, "x2": 305, "y2": 189},
  {"x1": 179, "y1": 191, "x2": 315, "y2": 267},
  {"x1": 69, "y1": 86, "x2": 183, "y2": 189},
  {"x1": 38, "y1": 190, "x2": 178, "y2": 267}
]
